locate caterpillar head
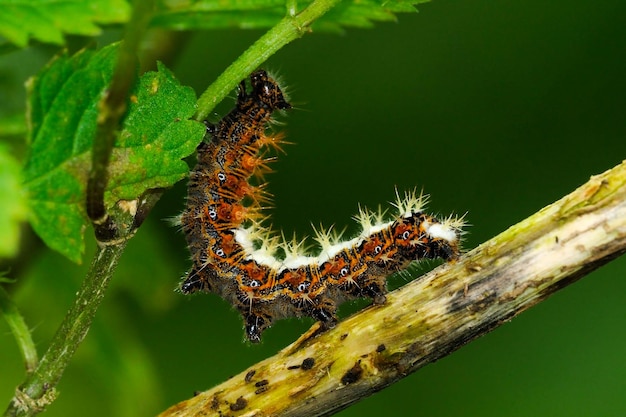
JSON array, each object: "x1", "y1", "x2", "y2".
[{"x1": 250, "y1": 70, "x2": 291, "y2": 111}]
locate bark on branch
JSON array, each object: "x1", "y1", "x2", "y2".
[{"x1": 160, "y1": 160, "x2": 626, "y2": 417}]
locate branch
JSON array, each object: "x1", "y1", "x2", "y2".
[
  {"x1": 86, "y1": 0, "x2": 154, "y2": 239},
  {"x1": 4, "y1": 2, "x2": 159, "y2": 416},
  {"x1": 159, "y1": 160, "x2": 626, "y2": 417},
  {"x1": 0, "y1": 285, "x2": 38, "y2": 374},
  {"x1": 3, "y1": 212, "x2": 130, "y2": 417}
]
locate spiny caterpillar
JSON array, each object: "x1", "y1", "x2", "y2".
[{"x1": 180, "y1": 70, "x2": 464, "y2": 343}]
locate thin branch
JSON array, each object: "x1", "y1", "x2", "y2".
[
  {"x1": 3, "y1": 195, "x2": 165, "y2": 417},
  {"x1": 3, "y1": 2, "x2": 159, "y2": 416},
  {"x1": 0, "y1": 285, "x2": 38, "y2": 374},
  {"x1": 86, "y1": 0, "x2": 154, "y2": 239},
  {"x1": 3, "y1": 223, "x2": 129, "y2": 417},
  {"x1": 159, "y1": 160, "x2": 626, "y2": 417},
  {"x1": 194, "y1": 0, "x2": 341, "y2": 122}
]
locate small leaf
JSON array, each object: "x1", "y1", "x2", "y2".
[
  {"x1": 0, "y1": 0, "x2": 130, "y2": 47},
  {"x1": 23, "y1": 44, "x2": 204, "y2": 263},
  {"x1": 23, "y1": 46, "x2": 116, "y2": 262},
  {"x1": 107, "y1": 62, "x2": 203, "y2": 205},
  {"x1": 0, "y1": 145, "x2": 28, "y2": 258},
  {"x1": 151, "y1": 0, "x2": 426, "y2": 32}
]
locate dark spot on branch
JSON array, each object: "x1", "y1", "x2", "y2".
[
  {"x1": 229, "y1": 396, "x2": 247, "y2": 411},
  {"x1": 301, "y1": 358, "x2": 315, "y2": 370},
  {"x1": 341, "y1": 360, "x2": 363, "y2": 385},
  {"x1": 340, "y1": 333, "x2": 348, "y2": 341},
  {"x1": 245, "y1": 369, "x2": 256, "y2": 383},
  {"x1": 376, "y1": 344, "x2": 386, "y2": 353},
  {"x1": 255, "y1": 386, "x2": 270, "y2": 394},
  {"x1": 287, "y1": 365, "x2": 300, "y2": 370},
  {"x1": 211, "y1": 394, "x2": 219, "y2": 410},
  {"x1": 254, "y1": 379, "x2": 269, "y2": 388}
]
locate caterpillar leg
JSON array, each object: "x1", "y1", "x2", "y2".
[
  {"x1": 360, "y1": 279, "x2": 387, "y2": 305},
  {"x1": 243, "y1": 310, "x2": 272, "y2": 343},
  {"x1": 180, "y1": 267, "x2": 213, "y2": 294},
  {"x1": 307, "y1": 297, "x2": 339, "y2": 330}
]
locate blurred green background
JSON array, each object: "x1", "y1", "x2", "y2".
[{"x1": 2, "y1": 0, "x2": 626, "y2": 416}]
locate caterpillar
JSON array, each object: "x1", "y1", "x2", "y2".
[{"x1": 179, "y1": 70, "x2": 464, "y2": 343}]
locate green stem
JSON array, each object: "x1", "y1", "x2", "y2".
[
  {"x1": 194, "y1": 0, "x2": 341, "y2": 121},
  {"x1": 3, "y1": 242, "x2": 128, "y2": 417},
  {"x1": 86, "y1": 0, "x2": 154, "y2": 228},
  {"x1": 0, "y1": 285, "x2": 38, "y2": 374},
  {"x1": 4, "y1": 2, "x2": 159, "y2": 416}
]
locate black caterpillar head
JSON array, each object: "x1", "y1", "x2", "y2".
[{"x1": 250, "y1": 70, "x2": 291, "y2": 111}]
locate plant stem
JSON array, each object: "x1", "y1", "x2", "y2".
[
  {"x1": 159, "y1": 161, "x2": 626, "y2": 417},
  {"x1": 194, "y1": 0, "x2": 341, "y2": 122},
  {"x1": 86, "y1": 0, "x2": 154, "y2": 231},
  {"x1": 4, "y1": 188, "x2": 164, "y2": 417},
  {"x1": 4, "y1": 2, "x2": 159, "y2": 416},
  {"x1": 3, "y1": 240, "x2": 128, "y2": 417},
  {"x1": 0, "y1": 286, "x2": 38, "y2": 374}
]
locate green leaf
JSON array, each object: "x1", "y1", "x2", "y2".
[
  {"x1": 0, "y1": 0, "x2": 130, "y2": 47},
  {"x1": 0, "y1": 145, "x2": 28, "y2": 258},
  {"x1": 313, "y1": 0, "x2": 424, "y2": 32},
  {"x1": 106, "y1": 62, "x2": 203, "y2": 205},
  {"x1": 151, "y1": 0, "x2": 427, "y2": 32},
  {"x1": 23, "y1": 46, "x2": 116, "y2": 263},
  {"x1": 23, "y1": 44, "x2": 204, "y2": 263}
]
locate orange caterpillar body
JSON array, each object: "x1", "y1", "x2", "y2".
[{"x1": 180, "y1": 70, "x2": 464, "y2": 342}]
